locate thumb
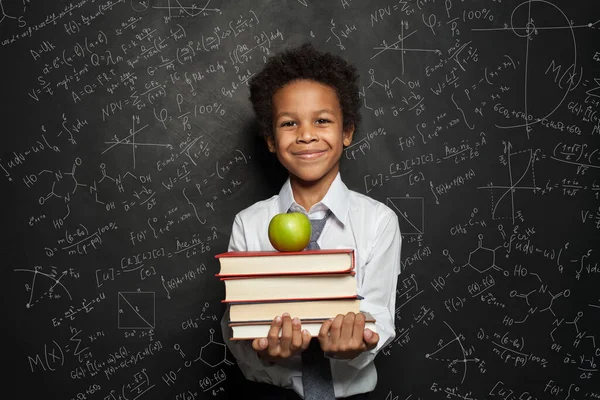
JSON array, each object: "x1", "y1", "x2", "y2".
[{"x1": 363, "y1": 329, "x2": 379, "y2": 349}]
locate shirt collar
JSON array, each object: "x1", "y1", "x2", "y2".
[{"x1": 277, "y1": 172, "x2": 350, "y2": 226}]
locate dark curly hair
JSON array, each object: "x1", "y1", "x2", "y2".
[{"x1": 249, "y1": 42, "x2": 362, "y2": 138}]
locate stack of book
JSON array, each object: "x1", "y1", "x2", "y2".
[{"x1": 215, "y1": 248, "x2": 376, "y2": 340}]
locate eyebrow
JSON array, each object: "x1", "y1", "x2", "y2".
[{"x1": 275, "y1": 109, "x2": 337, "y2": 119}]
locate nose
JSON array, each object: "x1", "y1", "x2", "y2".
[{"x1": 296, "y1": 124, "x2": 318, "y2": 143}]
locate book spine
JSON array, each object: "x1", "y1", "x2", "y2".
[
  {"x1": 216, "y1": 268, "x2": 354, "y2": 278},
  {"x1": 220, "y1": 271, "x2": 355, "y2": 280},
  {"x1": 227, "y1": 296, "x2": 362, "y2": 305},
  {"x1": 215, "y1": 249, "x2": 354, "y2": 258},
  {"x1": 229, "y1": 311, "x2": 374, "y2": 325},
  {"x1": 222, "y1": 295, "x2": 360, "y2": 303},
  {"x1": 229, "y1": 317, "x2": 361, "y2": 324}
]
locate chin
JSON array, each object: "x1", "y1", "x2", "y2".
[{"x1": 290, "y1": 170, "x2": 335, "y2": 184}]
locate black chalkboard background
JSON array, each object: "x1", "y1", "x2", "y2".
[{"x1": 4, "y1": 1, "x2": 599, "y2": 399}]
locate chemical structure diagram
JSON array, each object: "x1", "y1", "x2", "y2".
[
  {"x1": 36, "y1": 157, "x2": 89, "y2": 208},
  {"x1": 0, "y1": 0, "x2": 28, "y2": 25},
  {"x1": 163, "y1": 329, "x2": 233, "y2": 395},
  {"x1": 361, "y1": 68, "x2": 427, "y2": 118},
  {"x1": 174, "y1": 329, "x2": 234, "y2": 369},
  {"x1": 549, "y1": 309, "x2": 599, "y2": 380},
  {"x1": 507, "y1": 271, "x2": 571, "y2": 324},
  {"x1": 551, "y1": 309, "x2": 599, "y2": 376},
  {"x1": 431, "y1": 234, "x2": 507, "y2": 296},
  {"x1": 29, "y1": 155, "x2": 151, "y2": 229},
  {"x1": 443, "y1": 234, "x2": 508, "y2": 276}
]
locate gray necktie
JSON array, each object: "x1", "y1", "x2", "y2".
[
  {"x1": 306, "y1": 209, "x2": 332, "y2": 250},
  {"x1": 302, "y1": 210, "x2": 335, "y2": 399}
]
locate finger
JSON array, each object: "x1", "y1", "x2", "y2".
[
  {"x1": 300, "y1": 329, "x2": 312, "y2": 351},
  {"x1": 279, "y1": 313, "x2": 293, "y2": 355},
  {"x1": 328, "y1": 314, "x2": 345, "y2": 347},
  {"x1": 363, "y1": 329, "x2": 380, "y2": 350},
  {"x1": 267, "y1": 315, "x2": 282, "y2": 355},
  {"x1": 351, "y1": 313, "x2": 366, "y2": 348},
  {"x1": 251, "y1": 337, "x2": 268, "y2": 352},
  {"x1": 318, "y1": 318, "x2": 335, "y2": 349},
  {"x1": 340, "y1": 312, "x2": 356, "y2": 344},
  {"x1": 289, "y1": 317, "x2": 303, "y2": 352}
]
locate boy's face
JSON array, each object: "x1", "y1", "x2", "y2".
[{"x1": 266, "y1": 79, "x2": 354, "y2": 186}]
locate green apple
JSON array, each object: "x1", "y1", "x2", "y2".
[{"x1": 268, "y1": 212, "x2": 312, "y2": 252}]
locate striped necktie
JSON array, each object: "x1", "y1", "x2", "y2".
[{"x1": 306, "y1": 209, "x2": 332, "y2": 250}]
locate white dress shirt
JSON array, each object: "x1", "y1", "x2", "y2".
[{"x1": 220, "y1": 172, "x2": 402, "y2": 398}]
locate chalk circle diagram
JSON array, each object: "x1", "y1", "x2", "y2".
[
  {"x1": 14, "y1": 268, "x2": 73, "y2": 308},
  {"x1": 130, "y1": 0, "x2": 149, "y2": 12},
  {"x1": 482, "y1": 0, "x2": 583, "y2": 131},
  {"x1": 425, "y1": 321, "x2": 478, "y2": 385}
]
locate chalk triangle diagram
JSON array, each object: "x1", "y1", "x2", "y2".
[
  {"x1": 118, "y1": 292, "x2": 156, "y2": 329},
  {"x1": 386, "y1": 197, "x2": 424, "y2": 235}
]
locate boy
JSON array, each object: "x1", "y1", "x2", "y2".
[{"x1": 221, "y1": 43, "x2": 401, "y2": 399}]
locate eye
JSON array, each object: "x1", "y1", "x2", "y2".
[
  {"x1": 316, "y1": 118, "x2": 331, "y2": 124},
  {"x1": 280, "y1": 121, "x2": 296, "y2": 127}
]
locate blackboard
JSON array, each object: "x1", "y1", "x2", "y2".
[{"x1": 5, "y1": 0, "x2": 599, "y2": 399}]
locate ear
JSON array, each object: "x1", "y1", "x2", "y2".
[
  {"x1": 265, "y1": 135, "x2": 276, "y2": 153},
  {"x1": 342, "y1": 123, "x2": 355, "y2": 147}
]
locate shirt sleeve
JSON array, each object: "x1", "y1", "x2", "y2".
[
  {"x1": 220, "y1": 213, "x2": 279, "y2": 382},
  {"x1": 347, "y1": 207, "x2": 401, "y2": 370}
]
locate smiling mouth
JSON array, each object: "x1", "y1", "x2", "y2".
[{"x1": 293, "y1": 150, "x2": 326, "y2": 159}]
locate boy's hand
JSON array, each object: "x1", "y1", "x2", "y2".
[
  {"x1": 252, "y1": 313, "x2": 311, "y2": 362},
  {"x1": 318, "y1": 312, "x2": 379, "y2": 359}
]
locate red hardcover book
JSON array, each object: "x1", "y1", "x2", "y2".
[{"x1": 214, "y1": 248, "x2": 355, "y2": 277}]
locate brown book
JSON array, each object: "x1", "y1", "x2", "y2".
[
  {"x1": 229, "y1": 312, "x2": 377, "y2": 340},
  {"x1": 229, "y1": 298, "x2": 361, "y2": 322},
  {"x1": 220, "y1": 273, "x2": 357, "y2": 303},
  {"x1": 215, "y1": 248, "x2": 354, "y2": 277}
]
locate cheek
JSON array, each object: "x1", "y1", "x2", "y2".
[{"x1": 278, "y1": 135, "x2": 296, "y2": 149}]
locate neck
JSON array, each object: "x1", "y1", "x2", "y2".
[{"x1": 290, "y1": 172, "x2": 337, "y2": 211}]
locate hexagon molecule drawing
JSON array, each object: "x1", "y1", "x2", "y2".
[{"x1": 199, "y1": 329, "x2": 234, "y2": 368}]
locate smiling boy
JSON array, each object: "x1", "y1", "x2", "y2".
[{"x1": 221, "y1": 43, "x2": 401, "y2": 399}]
